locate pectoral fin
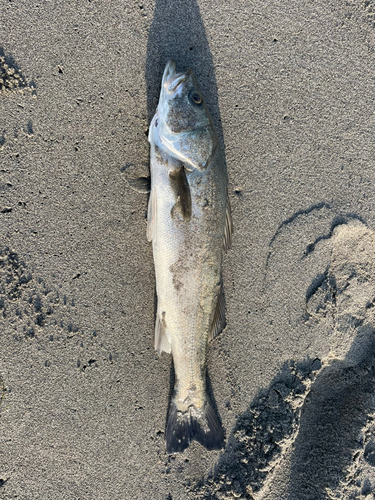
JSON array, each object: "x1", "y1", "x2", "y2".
[
  {"x1": 209, "y1": 281, "x2": 226, "y2": 341},
  {"x1": 147, "y1": 187, "x2": 157, "y2": 242},
  {"x1": 169, "y1": 167, "x2": 191, "y2": 221}
]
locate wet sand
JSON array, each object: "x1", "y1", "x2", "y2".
[{"x1": 1, "y1": 1, "x2": 375, "y2": 498}]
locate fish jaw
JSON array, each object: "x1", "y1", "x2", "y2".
[
  {"x1": 162, "y1": 60, "x2": 177, "y2": 87},
  {"x1": 158, "y1": 60, "x2": 188, "y2": 110},
  {"x1": 161, "y1": 60, "x2": 190, "y2": 94}
]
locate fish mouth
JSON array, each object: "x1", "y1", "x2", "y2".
[{"x1": 162, "y1": 60, "x2": 191, "y2": 93}]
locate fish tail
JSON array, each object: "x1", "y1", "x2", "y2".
[{"x1": 165, "y1": 398, "x2": 224, "y2": 453}]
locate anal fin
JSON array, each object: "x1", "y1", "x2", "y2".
[
  {"x1": 209, "y1": 281, "x2": 226, "y2": 341},
  {"x1": 155, "y1": 311, "x2": 171, "y2": 354}
]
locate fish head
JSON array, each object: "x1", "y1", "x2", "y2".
[{"x1": 156, "y1": 60, "x2": 215, "y2": 171}]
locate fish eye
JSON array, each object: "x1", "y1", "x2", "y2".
[{"x1": 188, "y1": 90, "x2": 203, "y2": 106}]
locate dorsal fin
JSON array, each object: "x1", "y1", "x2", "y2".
[
  {"x1": 209, "y1": 281, "x2": 226, "y2": 341},
  {"x1": 223, "y1": 195, "x2": 233, "y2": 251},
  {"x1": 147, "y1": 187, "x2": 157, "y2": 242}
]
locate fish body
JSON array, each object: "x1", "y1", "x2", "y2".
[{"x1": 148, "y1": 61, "x2": 232, "y2": 452}]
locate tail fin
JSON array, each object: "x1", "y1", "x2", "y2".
[{"x1": 165, "y1": 399, "x2": 224, "y2": 453}]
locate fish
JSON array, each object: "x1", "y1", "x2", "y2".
[{"x1": 148, "y1": 60, "x2": 232, "y2": 453}]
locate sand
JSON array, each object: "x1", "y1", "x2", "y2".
[{"x1": 1, "y1": 0, "x2": 375, "y2": 498}]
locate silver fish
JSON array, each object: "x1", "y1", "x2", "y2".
[{"x1": 148, "y1": 60, "x2": 232, "y2": 452}]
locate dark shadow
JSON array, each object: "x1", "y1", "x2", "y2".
[
  {"x1": 166, "y1": 357, "x2": 176, "y2": 425},
  {"x1": 145, "y1": 0, "x2": 224, "y2": 148},
  {"x1": 0, "y1": 47, "x2": 23, "y2": 74},
  {"x1": 287, "y1": 324, "x2": 375, "y2": 500}
]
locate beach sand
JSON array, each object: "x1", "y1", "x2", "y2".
[{"x1": 1, "y1": 0, "x2": 375, "y2": 498}]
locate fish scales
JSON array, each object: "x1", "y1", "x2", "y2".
[{"x1": 148, "y1": 61, "x2": 232, "y2": 452}]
